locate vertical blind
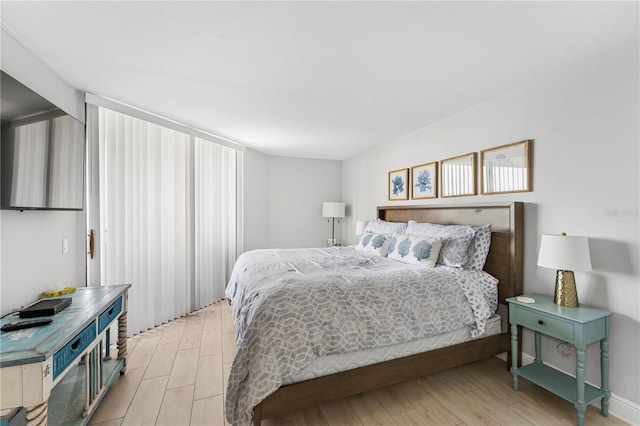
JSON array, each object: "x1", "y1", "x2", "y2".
[
  {"x1": 96, "y1": 106, "x2": 239, "y2": 335},
  {"x1": 194, "y1": 138, "x2": 237, "y2": 306}
]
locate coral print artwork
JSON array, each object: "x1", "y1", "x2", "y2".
[
  {"x1": 411, "y1": 162, "x2": 438, "y2": 199},
  {"x1": 388, "y1": 168, "x2": 409, "y2": 201}
]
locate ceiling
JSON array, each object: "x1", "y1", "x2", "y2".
[{"x1": 1, "y1": 1, "x2": 637, "y2": 160}]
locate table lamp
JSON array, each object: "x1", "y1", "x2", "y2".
[
  {"x1": 355, "y1": 220, "x2": 368, "y2": 236},
  {"x1": 537, "y1": 233, "x2": 592, "y2": 307},
  {"x1": 322, "y1": 202, "x2": 345, "y2": 246}
]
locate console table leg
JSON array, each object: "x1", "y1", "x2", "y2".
[
  {"x1": 25, "y1": 400, "x2": 47, "y2": 426},
  {"x1": 117, "y1": 310, "x2": 128, "y2": 374}
]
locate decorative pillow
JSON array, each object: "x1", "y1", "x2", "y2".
[
  {"x1": 405, "y1": 221, "x2": 475, "y2": 268},
  {"x1": 355, "y1": 232, "x2": 392, "y2": 257},
  {"x1": 464, "y1": 224, "x2": 492, "y2": 271},
  {"x1": 387, "y1": 233, "x2": 443, "y2": 267},
  {"x1": 364, "y1": 219, "x2": 407, "y2": 235}
]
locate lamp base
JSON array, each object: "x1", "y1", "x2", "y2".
[{"x1": 554, "y1": 270, "x2": 579, "y2": 307}]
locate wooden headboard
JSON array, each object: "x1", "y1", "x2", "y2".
[{"x1": 377, "y1": 202, "x2": 524, "y2": 303}]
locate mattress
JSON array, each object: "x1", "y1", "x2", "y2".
[
  {"x1": 282, "y1": 313, "x2": 502, "y2": 385},
  {"x1": 226, "y1": 247, "x2": 501, "y2": 425}
]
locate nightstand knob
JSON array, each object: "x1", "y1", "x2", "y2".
[{"x1": 538, "y1": 320, "x2": 544, "y2": 325}]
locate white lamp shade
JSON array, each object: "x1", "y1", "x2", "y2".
[
  {"x1": 355, "y1": 220, "x2": 368, "y2": 235},
  {"x1": 537, "y1": 234, "x2": 592, "y2": 271},
  {"x1": 322, "y1": 202, "x2": 345, "y2": 218}
]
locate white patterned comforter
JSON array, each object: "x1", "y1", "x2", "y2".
[{"x1": 224, "y1": 247, "x2": 498, "y2": 425}]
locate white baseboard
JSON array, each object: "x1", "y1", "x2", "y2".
[
  {"x1": 512, "y1": 353, "x2": 640, "y2": 425},
  {"x1": 606, "y1": 394, "x2": 640, "y2": 426}
]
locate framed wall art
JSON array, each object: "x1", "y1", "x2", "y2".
[
  {"x1": 388, "y1": 168, "x2": 409, "y2": 201},
  {"x1": 440, "y1": 153, "x2": 476, "y2": 198},
  {"x1": 411, "y1": 162, "x2": 438, "y2": 199},
  {"x1": 481, "y1": 139, "x2": 531, "y2": 194}
]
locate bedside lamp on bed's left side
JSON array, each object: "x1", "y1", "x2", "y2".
[
  {"x1": 322, "y1": 202, "x2": 345, "y2": 246},
  {"x1": 355, "y1": 221, "x2": 368, "y2": 236}
]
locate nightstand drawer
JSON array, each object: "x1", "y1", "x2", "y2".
[{"x1": 515, "y1": 307, "x2": 574, "y2": 341}]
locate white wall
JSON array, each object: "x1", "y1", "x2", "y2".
[
  {"x1": 244, "y1": 149, "x2": 342, "y2": 251},
  {"x1": 1, "y1": 28, "x2": 86, "y2": 316},
  {"x1": 0, "y1": 28, "x2": 85, "y2": 123},
  {"x1": 243, "y1": 149, "x2": 271, "y2": 251},
  {"x1": 342, "y1": 41, "x2": 639, "y2": 413}
]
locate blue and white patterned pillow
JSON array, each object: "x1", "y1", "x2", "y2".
[
  {"x1": 364, "y1": 219, "x2": 407, "y2": 235},
  {"x1": 405, "y1": 221, "x2": 475, "y2": 268},
  {"x1": 355, "y1": 232, "x2": 392, "y2": 256},
  {"x1": 387, "y1": 233, "x2": 443, "y2": 267},
  {"x1": 464, "y1": 224, "x2": 492, "y2": 271}
]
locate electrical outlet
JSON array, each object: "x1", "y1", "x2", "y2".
[
  {"x1": 62, "y1": 238, "x2": 69, "y2": 254},
  {"x1": 557, "y1": 342, "x2": 574, "y2": 357}
]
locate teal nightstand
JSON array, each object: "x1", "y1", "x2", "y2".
[{"x1": 507, "y1": 294, "x2": 612, "y2": 426}]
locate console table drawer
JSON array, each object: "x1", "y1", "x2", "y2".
[
  {"x1": 52, "y1": 322, "x2": 96, "y2": 379},
  {"x1": 98, "y1": 297, "x2": 122, "y2": 333},
  {"x1": 515, "y1": 307, "x2": 574, "y2": 341}
]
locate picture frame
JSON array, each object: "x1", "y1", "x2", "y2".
[
  {"x1": 440, "y1": 153, "x2": 476, "y2": 198},
  {"x1": 411, "y1": 162, "x2": 438, "y2": 199},
  {"x1": 481, "y1": 139, "x2": 531, "y2": 194},
  {"x1": 388, "y1": 168, "x2": 409, "y2": 201}
]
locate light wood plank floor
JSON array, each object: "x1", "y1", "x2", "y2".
[{"x1": 90, "y1": 301, "x2": 628, "y2": 426}]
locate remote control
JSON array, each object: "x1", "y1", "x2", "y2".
[{"x1": 1, "y1": 318, "x2": 53, "y2": 332}]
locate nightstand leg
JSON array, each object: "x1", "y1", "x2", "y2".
[
  {"x1": 534, "y1": 331, "x2": 542, "y2": 364},
  {"x1": 510, "y1": 323, "x2": 519, "y2": 390},
  {"x1": 601, "y1": 318, "x2": 610, "y2": 416},
  {"x1": 575, "y1": 346, "x2": 586, "y2": 426}
]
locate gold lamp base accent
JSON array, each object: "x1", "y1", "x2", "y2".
[{"x1": 554, "y1": 270, "x2": 579, "y2": 307}]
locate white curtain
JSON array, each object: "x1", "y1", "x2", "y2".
[
  {"x1": 99, "y1": 108, "x2": 190, "y2": 333},
  {"x1": 194, "y1": 137, "x2": 237, "y2": 307},
  {"x1": 95, "y1": 107, "x2": 239, "y2": 335}
]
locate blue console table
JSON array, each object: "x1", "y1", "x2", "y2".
[
  {"x1": 507, "y1": 294, "x2": 612, "y2": 426},
  {"x1": 0, "y1": 285, "x2": 130, "y2": 425}
]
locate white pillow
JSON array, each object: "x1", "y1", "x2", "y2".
[
  {"x1": 355, "y1": 232, "x2": 392, "y2": 257},
  {"x1": 364, "y1": 219, "x2": 407, "y2": 235},
  {"x1": 387, "y1": 233, "x2": 443, "y2": 267},
  {"x1": 405, "y1": 221, "x2": 475, "y2": 268}
]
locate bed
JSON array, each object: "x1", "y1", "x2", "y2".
[{"x1": 226, "y1": 202, "x2": 523, "y2": 426}]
